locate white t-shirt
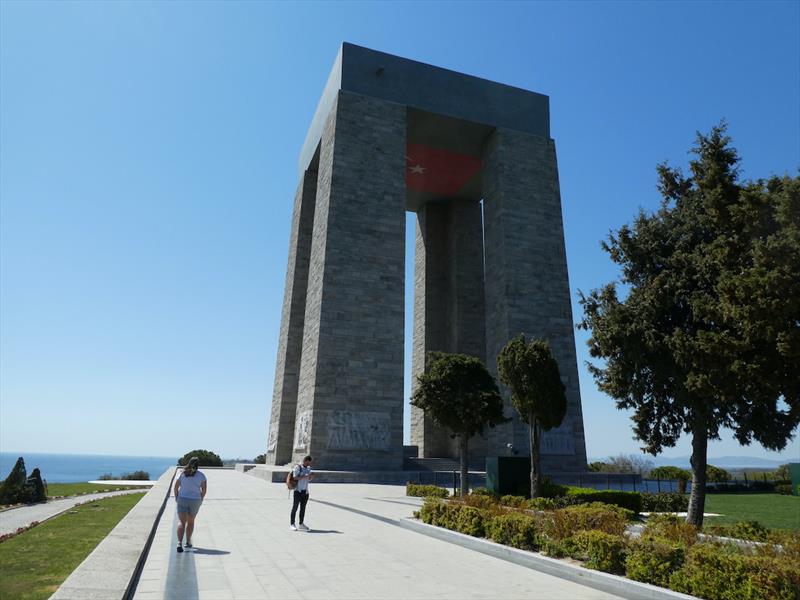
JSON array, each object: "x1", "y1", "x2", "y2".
[
  {"x1": 178, "y1": 470, "x2": 206, "y2": 499},
  {"x1": 293, "y1": 465, "x2": 312, "y2": 492}
]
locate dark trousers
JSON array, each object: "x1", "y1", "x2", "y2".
[{"x1": 291, "y1": 490, "x2": 309, "y2": 525}]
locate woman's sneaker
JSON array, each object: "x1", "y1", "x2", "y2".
[
  {"x1": 289, "y1": 524, "x2": 298, "y2": 531},
  {"x1": 185, "y1": 543, "x2": 193, "y2": 551},
  {"x1": 177, "y1": 544, "x2": 183, "y2": 553},
  {"x1": 298, "y1": 523, "x2": 310, "y2": 532}
]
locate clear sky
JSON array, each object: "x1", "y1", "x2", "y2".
[{"x1": 1, "y1": 1, "x2": 798, "y2": 463}]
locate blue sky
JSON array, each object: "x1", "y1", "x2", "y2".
[{"x1": 1, "y1": 1, "x2": 798, "y2": 462}]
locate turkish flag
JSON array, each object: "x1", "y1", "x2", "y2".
[{"x1": 405, "y1": 143, "x2": 481, "y2": 196}]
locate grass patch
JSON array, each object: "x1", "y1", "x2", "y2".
[
  {"x1": 46, "y1": 482, "x2": 148, "y2": 498},
  {"x1": 0, "y1": 492, "x2": 144, "y2": 600},
  {"x1": 703, "y1": 493, "x2": 800, "y2": 530}
]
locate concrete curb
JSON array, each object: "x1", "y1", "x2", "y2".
[
  {"x1": 398, "y1": 518, "x2": 698, "y2": 600},
  {"x1": 50, "y1": 468, "x2": 177, "y2": 600}
]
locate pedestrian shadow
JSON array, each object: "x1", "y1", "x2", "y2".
[
  {"x1": 306, "y1": 529, "x2": 342, "y2": 534},
  {"x1": 191, "y1": 548, "x2": 231, "y2": 555}
]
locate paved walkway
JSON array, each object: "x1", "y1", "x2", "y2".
[
  {"x1": 0, "y1": 489, "x2": 146, "y2": 536},
  {"x1": 134, "y1": 470, "x2": 622, "y2": 600}
]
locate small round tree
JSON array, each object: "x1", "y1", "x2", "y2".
[
  {"x1": 178, "y1": 450, "x2": 223, "y2": 467},
  {"x1": 497, "y1": 336, "x2": 567, "y2": 498},
  {"x1": 411, "y1": 352, "x2": 506, "y2": 497}
]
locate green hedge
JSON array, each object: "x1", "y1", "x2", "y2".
[
  {"x1": 670, "y1": 544, "x2": 800, "y2": 600},
  {"x1": 625, "y1": 538, "x2": 686, "y2": 587},
  {"x1": 406, "y1": 483, "x2": 449, "y2": 498},
  {"x1": 563, "y1": 487, "x2": 643, "y2": 513},
  {"x1": 486, "y1": 512, "x2": 542, "y2": 551},
  {"x1": 548, "y1": 503, "x2": 631, "y2": 539},
  {"x1": 418, "y1": 496, "x2": 799, "y2": 599},
  {"x1": 573, "y1": 530, "x2": 627, "y2": 574},
  {"x1": 641, "y1": 492, "x2": 689, "y2": 512}
]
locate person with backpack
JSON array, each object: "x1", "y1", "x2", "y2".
[
  {"x1": 288, "y1": 455, "x2": 313, "y2": 531},
  {"x1": 173, "y1": 456, "x2": 207, "y2": 553}
]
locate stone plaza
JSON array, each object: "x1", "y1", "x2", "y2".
[{"x1": 266, "y1": 43, "x2": 588, "y2": 473}]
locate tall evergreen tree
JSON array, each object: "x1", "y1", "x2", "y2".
[
  {"x1": 579, "y1": 123, "x2": 800, "y2": 527},
  {"x1": 497, "y1": 336, "x2": 567, "y2": 497},
  {"x1": 411, "y1": 352, "x2": 506, "y2": 497}
]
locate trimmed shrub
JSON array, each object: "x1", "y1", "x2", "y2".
[
  {"x1": 542, "y1": 536, "x2": 582, "y2": 558},
  {"x1": 776, "y1": 483, "x2": 792, "y2": 495},
  {"x1": 454, "y1": 505, "x2": 487, "y2": 537},
  {"x1": 670, "y1": 543, "x2": 800, "y2": 600},
  {"x1": 564, "y1": 487, "x2": 643, "y2": 513},
  {"x1": 407, "y1": 483, "x2": 449, "y2": 498},
  {"x1": 178, "y1": 450, "x2": 222, "y2": 467},
  {"x1": 572, "y1": 530, "x2": 628, "y2": 574},
  {"x1": 486, "y1": 512, "x2": 542, "y2": 551},
  {"x1": 705, "y1": 521, "x2": 769, "y2": 543},
  {"x1": 122, "y1": 470, "x2": 150, "y2": 480},
  {"x1": 643, "y1": 514, "x2": 698, "y2": 546},
  {"x1": 527, "y1": 497, "x2": 558, "y2": 511},
  {"x1": 540, "y1": 480, "x2": 569, "y2": 498},
  {"x1": 419, "y1": 497, "x2": 449, "y2": 525},
  {"x1": 548, "y1": 503, "x2": 631, "y2": 539},
  {"x1": 500, "y1": 494, "x2": 528, "y2": 508},
  {"x1": 470, "y1": 487, "x2": 495, "y2": 497},
  {"x1": 463, "y1": 493, "x2": 498, "y2": 510},
  {"x1": 625, "y1": 538, "x2": 686, "y2": 587},
  {"x1": 641, "y1": 492, "x2": 689, "y2": 513}
]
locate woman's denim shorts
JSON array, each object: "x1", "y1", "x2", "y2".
[{"x1": 176, "y1": 497, "x2": 202, "y2": 516}]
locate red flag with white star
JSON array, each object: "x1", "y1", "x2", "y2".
[{"x1": 405, "y1": 143, "x2": 481, "y2": 196}]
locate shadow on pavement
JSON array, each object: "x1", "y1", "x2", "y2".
[
  {"x1": 191, "y1": 548, "x2": 231, "y2": 555},
  {"x1": 306, "y1": 529, "x2": 343, "y2": 534}
]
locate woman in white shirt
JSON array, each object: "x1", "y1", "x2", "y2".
[{"x1": 173, "y1": 456, "x2": 207, "y2": 553}]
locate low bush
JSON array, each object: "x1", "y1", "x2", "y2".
[
  {"x1": 463, "y1": 493, "x2": 498, "y2": 510},
  {"x1": 625, "y1": 538, "x2": 686, "y2": 587},
  {"x1": 470, "y1": 487, "x2": 495, "y2": 497},
  {"x1": 669, "y1": 543, "x2": 800, "y2": 600},
  {"x1": 499, "y1": 494, "x2": 528, "y2": 508},
  {"x1": 541, "y1": 536, "x2": 582, "y2": 558},
  {"x1": 526, "y1": 497, "x2": 558, "y2": 511},
  {"x1": 642, "y1": 514, "x2": 698, "y2": 546},
  {"x1": 418, "y1": 498, "x2": 488, "y2": 537},
  {"x1": 705, "y1": 520, "x2": 768, "y2": 543},
  {"x1": 486, "y1": 512, "x2": 542, "y2": 551},
  {"x1": 419, "y1": 498, "x2": 448, "y2": 525},
  {"x1": 122, "y1": 471, "x2": 149, "y2": 481},
  {"x1": 572, "y1": 530, "x2": 628, "y2": 574},
  {"x1": 775, "y1": 484, "x2": 793, "y2": 495},
  {"x1": 548, "y1": 503, "x2": 631, "y2": 539},
  {"x1": 641, "y1": 492, "x2": 689, "y2": 513},
  {"x1": 564, "y1": 487, "x2": 643, "y2": 513},
  {"x1": 406, "y1": 483, "x2": 449, "y2": 498},
  {"x1": 454, "y1": 505, "x2": 487, "y2": 537}
]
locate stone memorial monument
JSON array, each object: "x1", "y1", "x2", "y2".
[{"x1": 266, "y1": 43, "x2": 588, "y2": 472}]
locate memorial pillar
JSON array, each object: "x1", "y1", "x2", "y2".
[
  {"x1": 266, "y1": 170, "x2": 317, "y2": 465},
  {"x1": 482, "y1": 128, "x2": 588, "y2": 471},
  {"x1": 292, "y1": 90, "x2": 407, "y2": 470}
]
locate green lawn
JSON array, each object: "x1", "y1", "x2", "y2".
[
  {"x1": 0, "y1": 492, "x2": 144, "y2": 600},
  {"x1": 703, "y1": 493, "x2": 800, "y2": 530},
  {"x1": 46, "y1": 482, "x2": 149, "y2": 498}
]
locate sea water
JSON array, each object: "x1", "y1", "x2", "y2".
[{"x1": 0, "y1": 452, "x2": 177, "y2": 483}]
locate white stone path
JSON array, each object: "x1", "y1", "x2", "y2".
[
  {"x1": 0, "y1": 489, "x2": 145, "y2": 536},
  {"x1": 134, "y1": 470, "x2": 622, "y2": 600}
]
